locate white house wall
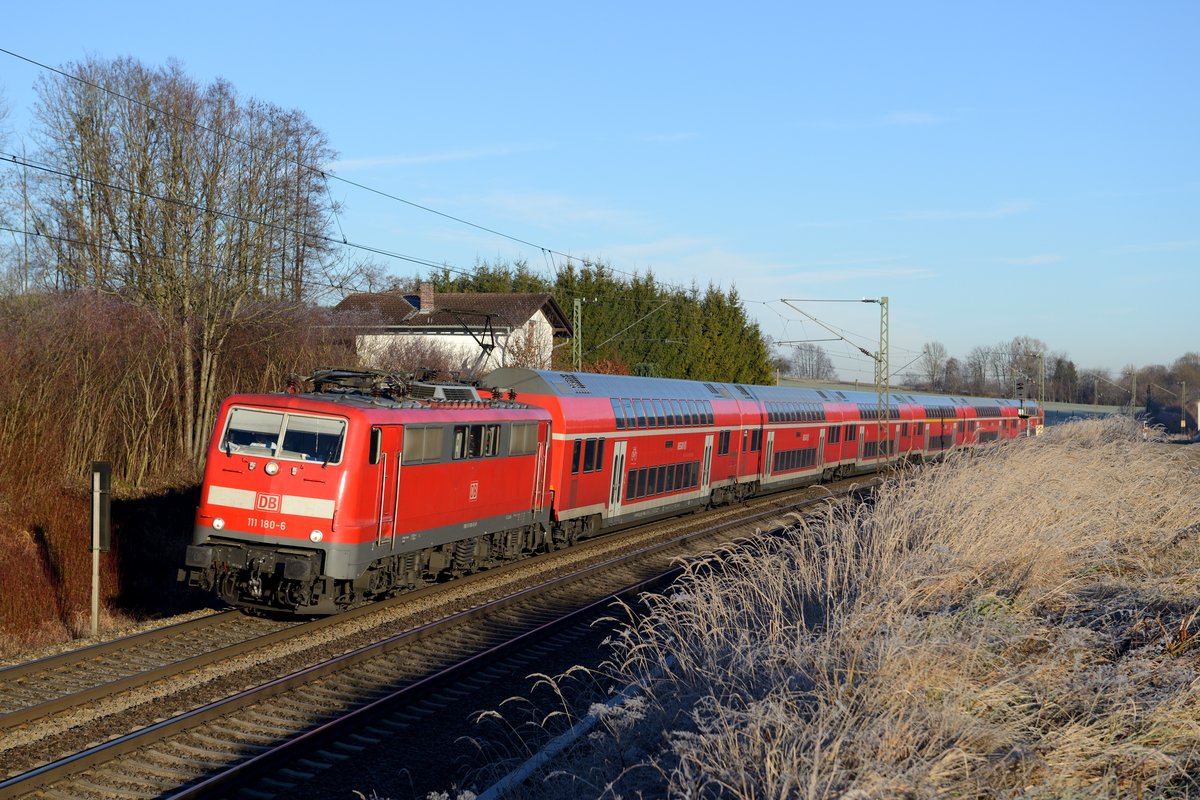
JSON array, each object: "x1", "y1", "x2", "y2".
[{"x1": 356, "y1": 310, "x2": 557, "y2": 372}]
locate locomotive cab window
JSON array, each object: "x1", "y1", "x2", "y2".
[
  {"x1": 222, "y1": 407, "x2": 345, "y2": 464},
  {"x1": 453, "y1": 424, "x2": 501, "y2": 460}
]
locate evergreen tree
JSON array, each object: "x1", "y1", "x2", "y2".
[{"x1": 415, "y1": 259, "x2": 772, "y2": 383}]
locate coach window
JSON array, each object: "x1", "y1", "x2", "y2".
[
  {"x1": 633, "y1": 399, "x2": 648, "y2": 428},
  {"x1": 571, "y1": 439, "x2": 583, "y2": 473},
  {"x1": 583, "y1": 439, "x2": 597, "y2": 472},
  {"x1": 636, "y1": 468, "x2": 648, "y2": 498},
  {"x1": 612, "y1": 399, "x2": 626, "y2": 430},
  {"x1": 624, "y1": 400, "x2": 643, "y2": 431},
  {"x1": 649, "y1": 400, "x2": 664, "y2": 427},
  {"x1": 626, "y1": 470, "x2": 637, "y2": 500}
]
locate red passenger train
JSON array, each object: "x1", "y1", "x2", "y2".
[{"x1": 180, "y1": 368, "x2": 1044, "y2": 613}]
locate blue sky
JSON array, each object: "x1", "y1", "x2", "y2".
[{"x1": 1, "y1": 2, "x2": 1196, "y2": 380}]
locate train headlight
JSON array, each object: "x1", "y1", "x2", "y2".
[
  {"x1": 309, "y1": 529, "x2": 324, "y2": 543},
  {"x1": 265, "y1": 461, "x2": 279, "y2": 476},
  {"x1": 212, "y1": 517, "x2": 226, "y2": 531}
]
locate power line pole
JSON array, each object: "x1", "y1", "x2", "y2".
[
  {"x1": 572, "y1": 298, "x2": 582, "y2": 372},
  {"x1": 873, "y1": 297, "x2": 889, "y2": 460}
]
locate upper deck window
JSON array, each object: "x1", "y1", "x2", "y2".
[{"x1": 222, "y1": 407, "x2": 345, "y2": 464}]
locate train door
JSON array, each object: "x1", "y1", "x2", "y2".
[
  {"x1": 818, "y1": 427, "x2": 826, "y2": 470},
  {"x1": 371, "y1": 426, "x2": 403, "y2": 548},
  {"x1": 608, "y1": 440, "x2": 627, "y2": 517},
  {"x1": 892, "y1": 424, "x2": 901, "y2": 460},
  {"x1": 763, "y1": 431, "x2": 775, "y2": 480},
  {"x1": 701, "y1": 434, "x2": 714, "y2": 494},
  {"x1": 531, "y1": 422, "x2": 549, "y2": 511}
]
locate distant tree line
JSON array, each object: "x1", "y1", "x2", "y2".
[{"x1": 904, "y1": 337, "x2": 1198, "y2": 429}]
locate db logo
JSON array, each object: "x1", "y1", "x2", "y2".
[
  {"x1": 468, "y1": 481, "x2": 479, "y2": 502},
  {"x1": 256, "y1": 493, "x2": 281, "y2": 512}
]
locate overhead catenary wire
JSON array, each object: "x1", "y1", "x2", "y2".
[
  {"x1": 0, "y1": 152, "x2": 477, "y2": 281},
  {"x1": 0, "y1": 45, "x2": 691, "y2": 295},
  {"x1": 0, "y1": 45, "x2": 874, "y2": 371},
  {"x1": 0, "y1": 223, "x2": 362, "y2": 296}
]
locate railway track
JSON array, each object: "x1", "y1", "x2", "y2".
[{"x1": 0, "y1": 479, "x2": 875, "y2": 799}]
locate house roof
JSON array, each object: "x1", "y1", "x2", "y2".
[{"x1": 334, "y1": 290, "x2": 573, "y2": 337}]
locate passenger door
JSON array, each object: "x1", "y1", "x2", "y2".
[
  {"x1": 701, "y1": 434, "x2": 714, "y2": 494},
  {"x1": 531, "y1": 423, "x2": 550, "y2": 512},
  {"x1": 608, "y1": 440, "x2": 627, "y2": 517},
  {"x1": 372, "y1": 426, "x2": 403, "y2": 548}
]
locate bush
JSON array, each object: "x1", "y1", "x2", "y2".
[
  {"x1": 0, "y1": 292, "x2": 355, "y2": 654},
  {"x1": 528, "y1": 419, "x2": 1200, "y2": 798}
]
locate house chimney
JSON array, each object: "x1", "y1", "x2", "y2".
[{"x1": 419, "y1": 282, "x2": 435, "y2": 314}]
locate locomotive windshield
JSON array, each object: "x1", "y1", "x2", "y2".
[{"x1": 221, "y1": 407, "x2": 346, "y2": 464}]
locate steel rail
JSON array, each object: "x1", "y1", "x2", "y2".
[{"x1": 0, "y1": 483, "x2": 870, "y2": 799}]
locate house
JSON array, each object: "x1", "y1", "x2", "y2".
[{"x1": 334, "y1": 283, "x2": 573, "y2": 375}]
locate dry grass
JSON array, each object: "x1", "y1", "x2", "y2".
[{"x1": 511, "y1": 419, "x2": 1200, "y2": 799}]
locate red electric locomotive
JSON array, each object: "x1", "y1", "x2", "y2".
[
  {"x1": 180, "y1": 371, "x2": 553, "y2": 613},
  {"x1": 180, "y1": 367, "x2": 1043, "y2": 613}
]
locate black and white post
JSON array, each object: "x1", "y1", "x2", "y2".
[{"x1": 91, "y1": 462, "x2": 111, "y2": 637}]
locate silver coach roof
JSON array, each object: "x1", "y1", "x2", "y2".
[{"x1": 485, "y1": 368, "x2": 1036, "y2": 411}]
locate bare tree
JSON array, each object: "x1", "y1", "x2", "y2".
[
  {"x1": 366, "y1": 336, "x2": 460, "y2": 375},
  {"x1": 1008, "y1": 336, "x2": 1048, "y2": 397},
  {"x1": 965, "y1": 346, "x2": 989, "y2": 394},
  {"x1": 789, "y1": 342, "x2": 836, "y2": 380},
  {"x1": 919, "y1": 341, "x2": 948, "y2": 389},
  {"x1": 943, "y1": 356, "x2": 962, "y2": 393},
  {"x1": 28, "y1": 57, "x2": 340, "y2": 465},
  {"x1": 504, "y1": 321, "x2": 552, "y2": 369}
]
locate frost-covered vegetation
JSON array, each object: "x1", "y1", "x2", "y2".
[{"x1": 493, "y1": 419, "x2": 1200, "y2": 799}]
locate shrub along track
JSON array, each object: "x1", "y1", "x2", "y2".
[{"x1": 0, "y1": 478, "x2": 875, "y2": 800}]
